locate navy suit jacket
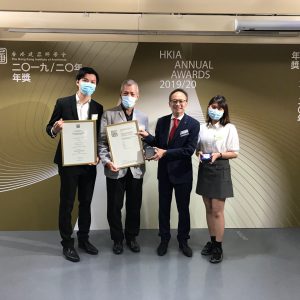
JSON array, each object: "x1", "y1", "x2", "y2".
[
  {"x1": 46, "y1": 94, "x2": 103, "y2": 166},
  {"x1": 144, "y1": 113, "x2": 200, "y2": 184}
]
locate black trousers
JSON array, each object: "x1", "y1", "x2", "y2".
[
  {"x1": 158, "y1": 177, "x2": 192, "y2": 243},
  {"x1": 58, "y1": 165, "x2": 96, "y2": 248},
  {"x1": 106, "y1": 169, "x2": 143, "y2": 242}
]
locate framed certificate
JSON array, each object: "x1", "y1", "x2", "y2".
[
  {"x1": 61, "y1": 120, "x2": 97, "y2": 166},
  {"x1": 106, "y1": 120, "x2": 145, "y2": 168}
]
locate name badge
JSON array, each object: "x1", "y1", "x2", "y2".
[
  {"x1": 180, "y1": 129, "x2": 189, "y2": 137},
  {"x1": 91, "y1": 114, "x2": 98, "y2": 120}
]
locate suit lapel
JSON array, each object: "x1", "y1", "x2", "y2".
[
  {"x1": 71, "y1": 95, "x2": 79, "y2": 120},
  {"x1": 88, "y1": 100, "x2": 96, "y2": 119},
  {"x1": 117, "y1": 105, "x2": 129, "y2": 122},
  {"x1": 118, "y1": 111, "x2": 127, "y2": 122},
  {"x1": 73, "y1": 97, "x2": 98, "y2": 120},
  {"x1": 162, "y1": 115, "x2": 172, "y2": 145}
]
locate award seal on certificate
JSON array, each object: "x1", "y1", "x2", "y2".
[{"x1": 106, "y1": 120, "x2": 145, "y2": 168}]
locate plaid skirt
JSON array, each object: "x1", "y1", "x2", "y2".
[{"x1": 196, "y1": 159, "x2": 233, "y2": 199}]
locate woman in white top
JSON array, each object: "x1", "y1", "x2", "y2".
[{"x1": 196, "y1": 95, "x2": 239, "y2": 263}]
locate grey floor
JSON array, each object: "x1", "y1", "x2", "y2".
[{"x1": 0, "y1": 229, "x2": 300, "y2": 300}]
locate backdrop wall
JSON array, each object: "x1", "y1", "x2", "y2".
[{"x1": 0, "y1": 41, "x2": 299, "y2": 230}]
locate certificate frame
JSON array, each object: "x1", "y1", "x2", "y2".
[
  {"x1": 61, "y1": 120, "x2": 97, "y2": 166},
  {"x1": 106, "y1": 120, "x2": 145, "y2": 168}
]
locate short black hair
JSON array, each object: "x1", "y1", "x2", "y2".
[
  {"x1": 76, "y1": 67, "x2": 99, "y2": 85},
  {"x1": 169, "y1": 88, "x2": 188, "y2": 102}
]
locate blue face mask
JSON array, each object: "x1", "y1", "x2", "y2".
[
  {"x1": 79, "y1": 82, "x2": 96, "y2": 96},
  {"x1": 121, "y1": 95, "x2": 137, "y2": 109},
  {"x1": 208, "y1": 107, "x2": 224, "y2": 121}
]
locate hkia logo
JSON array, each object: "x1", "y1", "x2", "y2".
[{"x1": 0, "y1": 48, "x2": 7, "y2": 64}]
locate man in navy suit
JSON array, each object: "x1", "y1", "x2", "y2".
[
  {"x1": 46, "y1": 67, "x2": 103, "y2": 262},
  {"x1": 139, "y1": 88, "x2": 200, "y2": 257}
]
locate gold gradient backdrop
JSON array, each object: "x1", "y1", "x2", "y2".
[
  {"x1": 0, "y1": 41, "x2": 137, "y2": 229},
  {"x1": 192, "y1": 44, "x2": 300, "y2": 227},
  {"x1": 0, "y1": 41, "x2": 299, "y2": 230},
  {"x1": 120, "y1": 42, "x2": 300, "y2": 229}
]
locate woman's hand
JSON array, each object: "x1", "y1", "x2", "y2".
[
  {"x1": 196, "y1": 150, "x2": 203, "y2": 162},
  {"x1": 210, "y1": 152, "x2": 222, "y2": 163}
]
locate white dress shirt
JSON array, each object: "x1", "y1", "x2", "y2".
[
  {"x1": 169, "y1": 113, "x2": 185, "y2": 136},
  {"x1": 76, "y1": 93, "x2": 90, "y2": 120},
  {"x1": 197, "y1": 122, "x2": 239, "y2": 154}
]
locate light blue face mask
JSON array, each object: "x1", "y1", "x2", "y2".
[
  {"x1": 208, "y1": 107, "x2": 224, "y2": 121},
  {"x1": 79, "y1": 82, "x2": 96, "y2": 96},
  {"x1": 121, "y1": 95, "x2": 137, "y2": 109}
]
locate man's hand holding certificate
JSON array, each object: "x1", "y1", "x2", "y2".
[{"x1": 106, "y1": 120, "x2": 144, "y2": 168}]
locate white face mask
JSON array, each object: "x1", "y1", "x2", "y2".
[
  {"x1": 208, "y1": 107, "x2": 224, "y2": 121},
  {"x1": 79, "y1": 81, "x2": 96, "y2": 96},
  {"x1": 121, "y1": 95, "x2": 137, "y2": 108}
]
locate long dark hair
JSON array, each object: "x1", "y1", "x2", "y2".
[{"x1": 206, "y1": 95, "x2": 230, "y2": 126}]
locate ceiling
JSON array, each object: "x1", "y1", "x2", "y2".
[{"x1": 1, "y1": 0, "x2": 300, "y2": 43}]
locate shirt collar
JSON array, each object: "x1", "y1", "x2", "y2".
[
  {"x1": 121, "y1": 103, "x2": 134, "y2": 115},
  {"x1": 76, "y1": 93, "x2": 91, "y2": 104},
  {"x1": 171, "y1": 113, "x2": 185, "y2": 121},
  {"x1": 207, "y1": 121, "x2": 221, "y2": 128}
]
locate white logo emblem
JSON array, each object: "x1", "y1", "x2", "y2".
[{"x1": 0, "y1": 48, "x2": 7, "y2": 64}]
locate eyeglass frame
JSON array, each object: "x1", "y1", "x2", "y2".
[{"x1": 169, "y1": 99, "x2": 187, "y2": 105}]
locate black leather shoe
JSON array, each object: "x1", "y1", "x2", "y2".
[
  {"x1": 63, "y1": 247, "x2": 80, "y2": 262},
  {"x1": 201, "y1": 241, "x2": 213, "y2": 256},
  {"x1": 210, "y1": 247, "x2": 223, "y2": 263},
  {"x1": 126, "y1": 239, "x2": 140, "y2": 253},
  {"x1": 179, "y1": 242, "x2": 193, "y2": 257},
  {"x1": 78, "y1": 240, "x2": 99, "y2": 255},
  {"x1": 157, "y1": 240, "x2": 169, "y2": 256},
  {"x1": 113, "y1": 241, "x2": 123, "y2": 255}
]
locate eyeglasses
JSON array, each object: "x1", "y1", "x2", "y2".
[{"x1": 169, "y1": 99, "x2": 187, "y2": 105}]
